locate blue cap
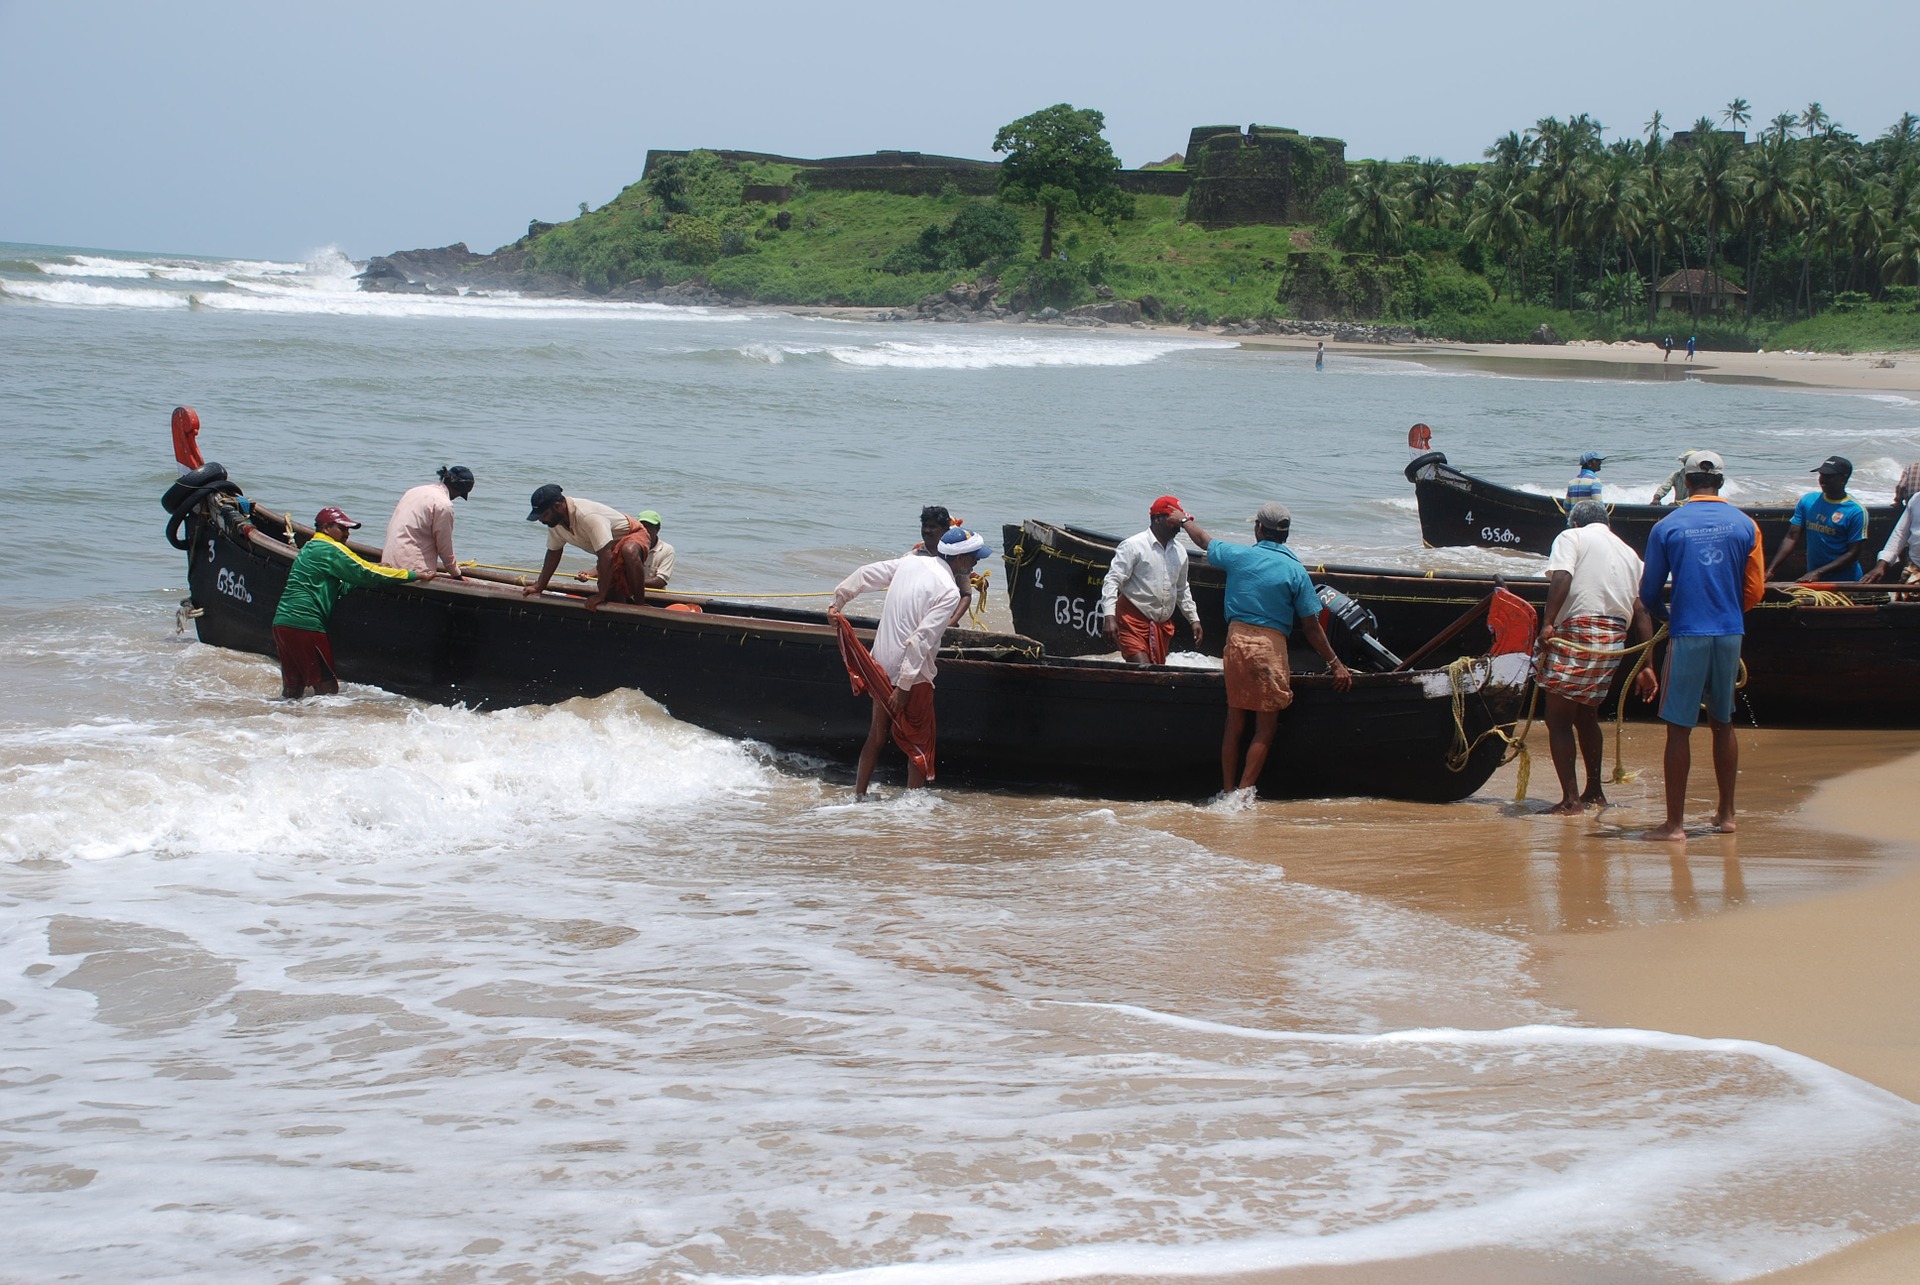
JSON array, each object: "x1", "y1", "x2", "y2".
[
  {"x1": 1578, "y1": 450, "x2": 1605, "y2": 467},
  {"x1": 937, "y1": 528, "x2": 993, "y2": 559}
]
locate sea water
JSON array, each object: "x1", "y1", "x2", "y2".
[{"x1": 4, "y1": 243, "x2": 1920, "y2": 1282}]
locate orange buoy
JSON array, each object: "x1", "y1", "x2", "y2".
[{"x1": 665, "y1": 602, "x2": 704, "y2": 613}]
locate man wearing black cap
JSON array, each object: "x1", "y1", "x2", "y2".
[
  {"x1": 272, "y1": 506, "x2": 429, "y2": 699},
  {"x1": 1766, "y1": 456, "x2": 1869, "y2": 583},
  {"x1": 381, "y1": 465, "x2": 474, "y2": 579},
  {"x1": 521, "y1": 484, "x2": 654, "y2": 610}
]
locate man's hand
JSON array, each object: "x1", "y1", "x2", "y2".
[
  {"x1": 1190, "y1": 620, "x2": 1204, "y2": 647},
  {"x1": 521, "y1": 581, "x2": 548, "y2": 597},
  {"x1": 888, "y1": 686, "x2": 910, "y2": 713},
  {"x1": 1861, "y1": 561, "x2": 1890, "y2": 584},
  {"x1": 1537, "y1": 621, "x2": 1557, "y2": 646},
  {"x1": 582, "y1": 594, "x2": 605, "y2": 613},
  {"x1": 1102, "y1": 616, "x2": 1118, "y2": 643},
  {"x1": 1329, "y1": 659, "x2": 1353, "y2": 693},
  {"x1": 1634, "y1": 666, "x2": 1659, "y2": 703},
  {"x1": 417, "y1": 569, "x2": 438, "y2": 583}
]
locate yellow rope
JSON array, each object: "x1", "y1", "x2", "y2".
[
  {"x1": 456, "y1": 561, "x2": 834, "y2": 598},
  {"x1": 1444, "y1": 656, "x2": 1536, "y2": 800},
  {"x1": 1782, "y1": 584, "x2": 1861, "y2": 608}
]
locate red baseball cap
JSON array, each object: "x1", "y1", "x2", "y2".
[
  {"x1": 1149, "y1": 495, "x2": 1183, "y2": 517},
  {"x1": 314, "y1": 506, "x2": 361, "y2": 529}
]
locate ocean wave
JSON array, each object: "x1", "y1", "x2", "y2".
[{"x1": 795, "y1": 334, "x2": 1230, "y2": 370}]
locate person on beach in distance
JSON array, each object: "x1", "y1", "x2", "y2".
[
  {"x1": 1861, "y1": 461, "x2": 1920, "y2": 584},
  {"x1": 830, "y1": 528, "x2": 988, "y2": 798},
  {"x1": 636, "y1": 510, "x2": 674, "y2": 589},
  {"x1": 1180, "y1": 503, "x2": 1352, "y2": 797},
  {"x1": 1314, "y1": 341, "x2": 1324, "y2": 371},
  {"x1": 1565, "y1": 450, "x2": 1605, "y2": 502},
  {"x1": 1537, "y1": 500, "x2": 1660, "y2": 814},
  {"x1": 381, "y1": 465, "x2": 473, "y2": 579},
  {"x1": 521, "y1": 484, "x2": 654, "y2": 610},
  {"x1": 1686, "y1": 335, "x2": 1697, "y2": 362},
  {"x1": 1638, "y1": 451, "x2": 1765, "y2": 841},
  {"x1": 1766, "y1": 455, "x2": 1869, "y2": 583},
  {"x1": 1650, "y1": 450, "x2": 1702, "y2": 505},
  {"x1": 272, "y1": 506, "x2": 429, "y2": 699},
  {"x1": 1100, "y1": 495, "x2": 1203, "y2": 664},
  {"x1": 1663, "y1": 334, "x2": 1674, "y2": 362}
]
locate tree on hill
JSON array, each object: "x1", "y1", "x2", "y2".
[{"x1": 991, "y1": 104, "x2": 1133, "y2": 262}]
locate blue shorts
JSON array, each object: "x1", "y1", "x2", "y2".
[{"x1": 1660, "y1": 634, "x2": 1741, "y2": 728}]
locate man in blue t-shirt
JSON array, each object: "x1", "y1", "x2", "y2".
[
  {"x1": 1638, "y1": 451, "x2": 1766, "y2": 842},
  {"x1": 1565, "y1": 450, "x2": 1605, "y2": 503},
  {"x1": 1180, "y1": 501, "x2": 1352, "y2": 798},
  {"x1": 1766, "y1": 455, "x2": 1869, "y2": 582}
]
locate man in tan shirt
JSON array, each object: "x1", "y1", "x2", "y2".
[{"x1": 521, "y1": 483, "x2": 654, "y2": 610}]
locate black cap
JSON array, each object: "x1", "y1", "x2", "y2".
[
  {"x1": 440, "y1": 464, "x2": 475, "y2": 497},
  {"x1": 1813, "y1": 455, "x2": 1853, "y2": 477},
  {"x1": 528, "y1": 483, "x2": 564, "y2": 520}
]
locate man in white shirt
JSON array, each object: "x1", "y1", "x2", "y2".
[
  {"x1": 1100, "y1": 495, "x2": 1204, "y2": 664},
  {"x1": 1861, "y1": 462, "x2": 1919, "y2": 584},
  {"x1": 1537, "y1": 500, "x2": 1659, "y2": 814},
  {"x1": 520, "y1": 483, "x2": 654, "y2": 610},
  {"x1": 830, "y1": 528, "x2": 990, "y2": 798},
  {"x1": 637, "y1": 510, "x2": 675, "y2": 589}
]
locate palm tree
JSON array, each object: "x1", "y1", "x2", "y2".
[
  {"x1": 1723, "y1": 98, "x2": 1752, "y2": 132},
  {"x1": 1465, "y1": 171, "x2": 1537, "y2": 302},
  {"x1": 1586, "y1": 149, "x2": 1647, "y2": 318},
  {"x1": 1742, "y1": 130, "x2": 1800, "y2": 320},
  {"x1": 1681, "y1": 119, "x2": 1743, "y2": 323},
  {"x1": 1801, "y1": 102, "x2": 1830, "y2": 139},
  {"x1": 1341, "y1": 163, "x2": 1407, "y2": 255},
  {"x1": 1405, "y1": 158, "x2": 1457, "y2": 229}
]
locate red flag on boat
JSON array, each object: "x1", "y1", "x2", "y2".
[{"x1": 833, "y1": 613, "x2": 935, "y2": 781}]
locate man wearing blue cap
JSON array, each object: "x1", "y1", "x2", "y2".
[
  {"x1": 830, "y1": 527, "x2": 992, "y2": 798},
  {"x1": 1565, "y1": 451, "x2": 1605, "y2": 503}
]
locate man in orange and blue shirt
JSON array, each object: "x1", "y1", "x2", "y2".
[
  {"x1": 271, "y1": 506, "x2": 428, "y2": 698},
  {"x1": 1638, "y1": 451, "x2": 1766, "y2": 841}
]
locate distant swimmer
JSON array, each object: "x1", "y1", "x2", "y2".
[
  {"x1": 1100, "y1": 495, "x2": 1203, "y2": 664},
  {"x1": 272, "y1": 506, "x2": 429, "y2": 699},
  {"x1": 1638, "y1": 451, "x2": 1765, "y2": 841},
  {"x1": 1565, "y1": 450, "x2": 1605, "y2": 503},
  {"x1": 1314, "y1": 341, "x2": 1324, "y2": 371},
  {"x1": 381, "y1": 465, "x2": 473, "y2": 579},
  {"x1": 522, "y1": 484, "x2": 654, "y2": 610}
]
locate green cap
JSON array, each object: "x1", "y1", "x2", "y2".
[{"x1": 636, "y1": 509, "x2": 663, "y2": 526}]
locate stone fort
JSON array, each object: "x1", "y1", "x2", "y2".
[{"x1": 639, "y1": 124, "x2": 1345, "y2": 229}]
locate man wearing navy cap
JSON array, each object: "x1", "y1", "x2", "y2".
[
  {"x1": 1565, "y1": 451, "x2": 1605, "y2": 503},
  {"x1": 1766, "y1": 456, "x2": 1869, "y2": 582}
]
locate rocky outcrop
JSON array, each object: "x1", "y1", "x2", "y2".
[
  {"x1": 1531, "y1": 323, "x2": 1562, "y2": 345},
  {"x1": 1210, "y1": 317, "x2": 1418, "y2": 343},
  {"x1": 356, "y1": 243, "x2": 486, "y2": 294},
  {"x1": 1067, "y1": 299, "x2": 1142, "y2": 325}
]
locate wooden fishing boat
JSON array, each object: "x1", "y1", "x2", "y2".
[
  {"x1": 1004, "y1": 519, "x2": 1920, "y2": 727},
  {"x1": 1405, "y1": 450, "x2": 1900, "y2": 561},
  {"x1": 161, "y1": 471, "x2": 1533, "y2": 803}
]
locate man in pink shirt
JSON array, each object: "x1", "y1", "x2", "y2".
[{"x1": 382, "y1": 466, "x2": 473, "y2": 579}]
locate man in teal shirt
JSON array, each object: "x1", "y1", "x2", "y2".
[
  {"x1": 272, "y1": 506, "x2": 429, "y2": 698},
  {"x1": 1179, "y1": 501, "x2": 1351, "y2": 797},
  {"x1": 1766, "y1": 455, "x2": 1869, "y2": 582}
]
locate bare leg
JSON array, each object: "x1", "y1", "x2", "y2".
[
  {"x1": 1573, "y1": 703, "x2": 1607, "y2": 807},
  {"x1": 1120, "y1": 649, "x2": 1150, "y2": 665},
  {"x1": 854, "y1": 696, "x2": 889, "y2": 799},
  {"x1": 1647, "y1": 721, "x2": 1691, "y2": 842},
  {"x1": 1542, "y1": 693, "x2": 1582, "y2": 813},
  {"x1": 1220, "y1": 707, "x2": 1249, "y2": 794},
  {"x1": 1708, "y1": 718, "x2": 1739, "y2": 831},
  {"x1": 616, "y1": 542, "x2": 649, "y2": 603},
  {"x1": 1236, "y1": 709, "x2": 1282, "y2": 791}
]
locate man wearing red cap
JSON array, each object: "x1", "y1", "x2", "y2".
[
  {"x1": 1099, "y1": 496, "x2": 1203, "y2": 664},
  {"x1": 271, "y1": 507, "x2": 430, "y2": 699}
]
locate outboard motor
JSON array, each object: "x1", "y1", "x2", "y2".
[{"x1": 1317, "y1": 584, "x2": 1403, "y2": 671}]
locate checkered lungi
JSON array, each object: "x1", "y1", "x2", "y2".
[{"x1": 1537, "y1": 613, "x2": 1628, "y2": 706}]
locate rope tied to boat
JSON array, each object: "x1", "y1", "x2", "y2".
[{"x1": 1444, "y1": 655, "x2": 1535, "y2": 801}]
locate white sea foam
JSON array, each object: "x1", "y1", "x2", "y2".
[{"x1": 806, "y1": 334, "x2": 1229, "y2": 370}]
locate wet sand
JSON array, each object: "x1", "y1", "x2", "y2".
[{"x1": 1097, "y1": 723, "x2": 1920, "y2": 1284}]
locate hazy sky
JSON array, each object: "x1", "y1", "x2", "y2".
[{"x1": 4, "y1": 0, "x2": 1914, "y2": 261}]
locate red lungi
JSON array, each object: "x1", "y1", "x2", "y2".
[
  {"x1": 602, "y1": 524, "x2": 655, "y2": 602},
  {"x1": 1537, "y1": 613, "x2": 1628, "y2": 707},
  {"x1": 273, "y1": 625, "x2": 337, "y2": 697},
  {"x1": 1113, "y1": 596, "x2": 1174, "y2": 664}
]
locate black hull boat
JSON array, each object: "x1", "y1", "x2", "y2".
[
  {"x1": 1405, "y1": 451, "x2": 1900, "y2": 562},
  {"x1": 1003, "y1": 520, "x2": 1920, "y2": 728},
  {"x1": 163, "y1": 473, "x2": 1532, "y2": 803}
]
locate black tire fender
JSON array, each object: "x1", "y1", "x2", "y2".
[
  {"x1": 1404, "y1": 450, "x2": 1449, "y2": 483},
  {"x1": 161, "y1": 462, "x2": 230, "y2": 514}
]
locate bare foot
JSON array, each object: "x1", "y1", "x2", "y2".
[
  {"x1": 1546, "y1": 799, "x2": 1584, "y2": 816},
  {"x1": 1709, "y1": 814, "x2": 1737, "y2": 833},
  {"x1": 1579, "y1": 790, "x2": 1609, "y2": 809},
  {"x1": 1644, "y1": 822, "x2": 1688, "y2": 843}
]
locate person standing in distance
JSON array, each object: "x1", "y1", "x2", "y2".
[
  {"x1": 1637, "y1": 451, "x2": 1765, "y2": 841},
  {"x1": 1181, "y1": 502, "x2": 1352, "y2": 797}
]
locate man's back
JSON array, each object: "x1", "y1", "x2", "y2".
[
  {"x1": 1545, "y1": 524, "x2": 1641, "y2": 623},
  {"x1": 1641, "y1": 499, "x2": 1763, "y2": 636}
]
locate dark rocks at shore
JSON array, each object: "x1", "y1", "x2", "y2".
[
  {"x1": 1212, "y1": 317, "x2": 1418, "y2": 344},
  {"x1": 1532, "y1": 322, "x2": 1563, "y2": 345}
]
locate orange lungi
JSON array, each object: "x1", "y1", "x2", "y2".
[
  {"x1": 1113, "y1": 596, "x2": 1174, "y2": 664},
  {"x1": 1223, "y1": 621, "x2": 1295, "y2": 712},
  {"x1": 602, "y1": 523, "x2": 655, "y2": 602}
]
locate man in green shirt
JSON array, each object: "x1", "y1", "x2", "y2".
[{"x1": 271, "y1": 506, "x2": 430, "y2": 698}]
